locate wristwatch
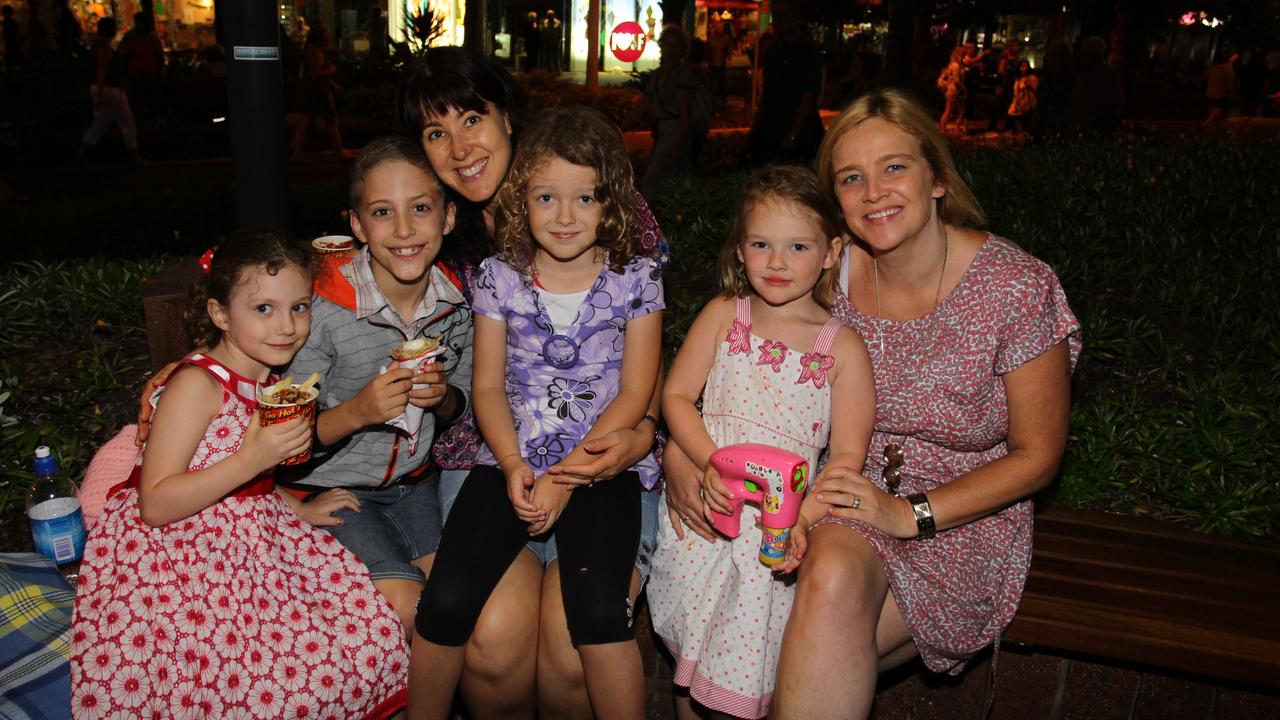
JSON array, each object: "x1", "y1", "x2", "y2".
[{"x1": 906, "y1": 493, "x2": 936, "y2": 539}]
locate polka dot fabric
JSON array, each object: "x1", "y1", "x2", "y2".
[
  {"x1": 825, "y1": 235, "x2": 1081, "y2": 674},
  {"x1": 70, "y1": 355, "x2": 408, "y2": 719},
  {"x1": 649, "y1": 297, "x2": 841, "y2": 719}
]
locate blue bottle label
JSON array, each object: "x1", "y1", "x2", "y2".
[{"x1": 29, "y1": 498, "x2": 86, "y2": 564}]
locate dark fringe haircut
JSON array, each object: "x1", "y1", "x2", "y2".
[{"x1": 395, "y1": 45, "x2": 534, "y2": 271}]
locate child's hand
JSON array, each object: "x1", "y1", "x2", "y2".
[
  {"x1": 240, "y1": 412, "x2": 313, "y2": 474},
  {"x1": 502, "y1": 458, "x2": 544, "y2": 526},
  {"x1": 773, "y1": 520, "x2": 809, "y2": 575},
  {"x1": 407, "y1": 361, "x2": 450, "y2": 409},
  {"x1": 700, "y1": 464, "x2": 734, "y2": 518},
  {"x1": 295, "y1": 488, "x2": 360, "y2": 527},
  {"x1": 773, "y1": 495, "x2": 826, "y2": 575},
  {"x1": 528, "y1": 474, "x2": 572, "y2": 536},
  {"x1": 351, "y1": 367, "x2": 413, "y2": 425}
]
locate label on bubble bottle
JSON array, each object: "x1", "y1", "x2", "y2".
[
  {"x1": 759, "y1": 526, "x2": 791, "y2": 566},
  {"x1": 29, "y1": 497, "x2": 86, "y2": 564}
]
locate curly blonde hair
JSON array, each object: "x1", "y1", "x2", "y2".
[
  {"x1": 719, "y1": 165, "x2": 844, "y2": 310},
  {"x1": 493, "y1": 106, "x2": 641, "y2": 274}
]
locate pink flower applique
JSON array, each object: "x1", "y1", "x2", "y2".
[
  {"x1": 797, "y1": 352, "x2": 836, "y2": 388},
  {"x1": 757, "y1": 339, "x2": 788, "y2": 373},
  {"x1": 725, "y1": 318, "x2": 752, "y2": 356}
]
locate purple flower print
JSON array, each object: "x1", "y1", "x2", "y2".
[
  {"x1": 525, "y1": 434, "x2": 570, "y2": 469},
  {"x1": 546, "y1": 377, "x2": 598, "y2": 422}
]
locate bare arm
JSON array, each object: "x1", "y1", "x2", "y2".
[
  {"x1": 661, "y1": 297, "x2": 733, "y2": 469},
  {"x1": 917, "y1": 340, "x2": 1071, "y2": 532},
  {"x1": 819, "y1": 341, "x2": 1072, "y2": 537},
  {"x1": 798, "y1": 326, "x2": 875, "y2": 526},
  {"x1": 471, "y1": 314, "x2": 520, "y2": 467},
  {"x1": 138, "y1": 368, "x2": 311, "y2": 527}
]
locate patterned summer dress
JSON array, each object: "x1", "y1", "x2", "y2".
[
  {"x1": 827, "y1": 235, "x2": 1081, "y2": 674},
  {"x1": 70, "y1": 354, "x2": 408, "y2": 719},
  {"x1": 649, "y1": 297, "x2": 842, "y2": 719}
]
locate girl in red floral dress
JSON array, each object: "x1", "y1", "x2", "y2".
[{"x1": 71, "y1": 232, "x2": 408, "y2": 720}]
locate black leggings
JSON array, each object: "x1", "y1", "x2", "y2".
[{"x1": 416, "y1": 464, "x2": 641, "y2": 647}]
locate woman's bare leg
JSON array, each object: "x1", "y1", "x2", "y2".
[
  {"x1": 458, "y1": 549, "x2": 543, "y2": 720},
  {"x1": 772, "y1": 524, "x2": 911, "y2": 719},
  {"x1": 537, "y1": 559, "x2": 645, "y2": 720}
]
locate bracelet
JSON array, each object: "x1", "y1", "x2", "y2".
[
  {"x1": 495, "y1": 452, "x2": 522, "y2": 468},
  {"x1": 639, "y1": 413, "x2": 659, "y2": 430},
  {"x1": 906, "y1": 492, "x2": 936, "y2": 539}
]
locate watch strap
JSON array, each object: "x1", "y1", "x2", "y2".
[{"x1": 906, "y1": 492, "x2": 936, "y2": 539}]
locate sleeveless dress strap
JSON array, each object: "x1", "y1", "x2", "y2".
[
  {"x1": 735, "y1": 296, "x2": 752, "y2": 325},
  {"x1": 811, "y1": 318, "x2": 843, "y2": 356},
  {"x1": 181, "y1": 353, "x2": 268, "y2": 409}
]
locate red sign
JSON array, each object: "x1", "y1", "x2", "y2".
[{"x1": 609, "y1": 21, "x2": 647, "y2": 63}]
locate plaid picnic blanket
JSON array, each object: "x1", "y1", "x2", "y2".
[{"x1": 0, "y1": 553, "x2": 73, "y2": 720}]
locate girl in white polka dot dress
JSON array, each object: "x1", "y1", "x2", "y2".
[{"x1": 649, "y1": 167, "x2": 875, "y2": 718}]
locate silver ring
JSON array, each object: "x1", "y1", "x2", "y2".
[{"x1": 851, "y1": 496, "x2": 862, "y2": 510}]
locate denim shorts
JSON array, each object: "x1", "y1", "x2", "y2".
[
  {"x1": 322, "y1": 480, "x2": 442, "y2": 583},
  {"x1": 439, "y1": 468, "x2": 659, "y2": 587}
]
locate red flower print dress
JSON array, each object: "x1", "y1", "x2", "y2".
[
  {"x1": 70, "y1": 354, "x2": 408, "y2": 720},
  {"x1": 828, "y1": 235, "x2": 1081, "y2": 674},
  {"x1": 649, "y1": 297, "x2": 843, "y2": 719}
]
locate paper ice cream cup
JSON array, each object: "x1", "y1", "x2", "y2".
[
  {"x1": 312, "y1": 235, "x2": 357, "y2": 260},
  {"x1": 258, "y1": 385, "x2": 319, "y2": 465}
]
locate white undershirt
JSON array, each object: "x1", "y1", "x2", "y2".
[{"x1": 537, "y1": 288, "x2": 589, "y2": 334}]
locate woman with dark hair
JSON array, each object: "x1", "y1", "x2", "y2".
[{"x1": 396, "y1": 45, "x2": 669, "y2": 719}]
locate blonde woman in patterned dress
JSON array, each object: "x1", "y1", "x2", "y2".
[{"x1": 767, "y1": 89, "x2": 1082, "y2": 718}]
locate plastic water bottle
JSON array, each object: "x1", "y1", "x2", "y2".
[{"x1": 26, "y1": 446, "x2": 86, "y2": 565}]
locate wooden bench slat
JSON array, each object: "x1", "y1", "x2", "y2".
[
  {"x1": 1006, "y1": 596, "x2": 1280, "y2": 687},
  {"x1": 1026, "y1": 554, "x2": 1280, "y2": 608},
  {"x1": 1022, "y1": 570, "x2": 1280, "y2": 634},
  {"x1": 1006, "y1": 507, "x2": 1280, "y2": 689},
  {"x1": 1031, "y1": 533, "x2": 1280, "y2": 591}
]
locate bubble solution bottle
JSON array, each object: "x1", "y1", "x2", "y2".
[{"x1": 26, "y1": 446, "x2": 87, "y2": 568}]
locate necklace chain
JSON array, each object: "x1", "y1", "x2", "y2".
[{"x1": 872, "y1": 228, "x2": 950, "y2": 353}]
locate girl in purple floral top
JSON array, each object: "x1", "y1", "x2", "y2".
[{"x1": 411, "y1": 107, "x2": 662, "y2": 720}]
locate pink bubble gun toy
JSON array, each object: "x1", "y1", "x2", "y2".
[{"x1": 707, "y1": 443, "x2": 810, "y2": 566}]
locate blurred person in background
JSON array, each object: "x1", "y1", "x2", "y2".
[
  {"x1": 1202, "y1": 48, "x2": 1236, "y2": 131},
  {"x1": 76, "y1": 17, "x2": 145, "y2": 165},
  {"x1": 742, "y1": 0, "x2": 822, "y2": 166},
  {"x1": 116, "y1": 13, "x2": 165, "y2": 122}
]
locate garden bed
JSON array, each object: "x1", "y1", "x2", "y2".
[{"x1": 0, "y1": 136, "x2": 1277, "y2": 551}]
